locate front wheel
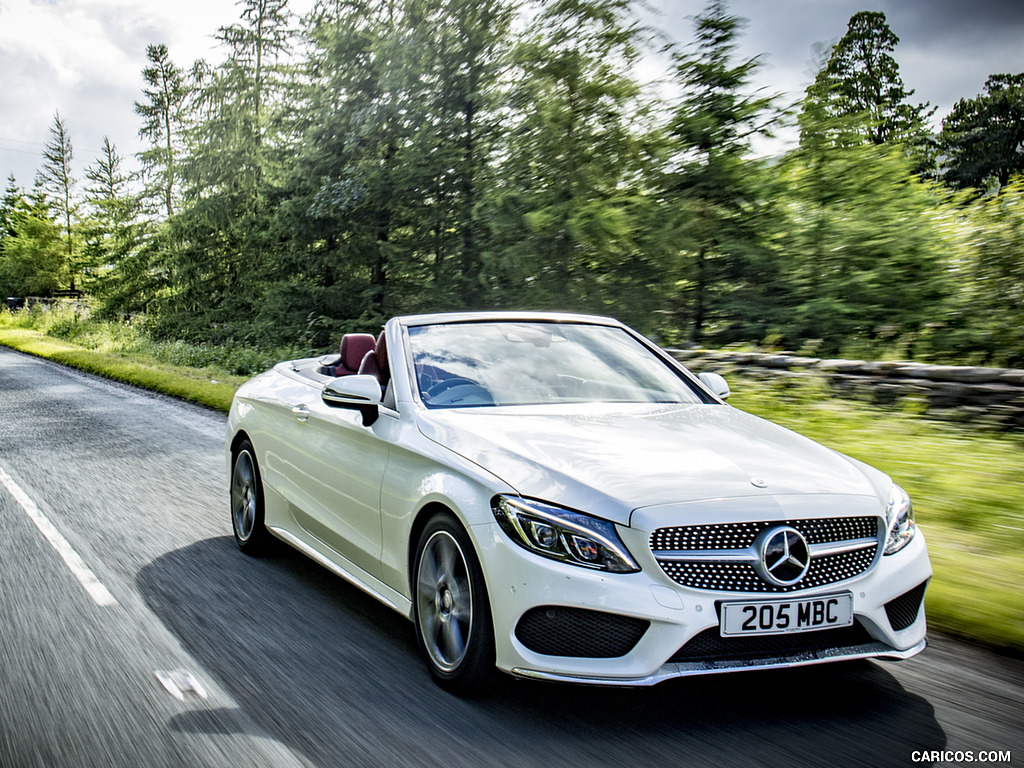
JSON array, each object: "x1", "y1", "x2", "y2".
[
  {"x1": 413, "y1": 513, "x2": 495, "y2": 694},
  {"x1": 230, "y1": 440, "x2": 273, "y2": 555}
]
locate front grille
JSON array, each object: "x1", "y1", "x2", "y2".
[
  {"x1": 885, "y1": 580, "x2": 928, "y2": 631},
  {"x1": 515, "y1": 607, "x2": 649, "y2": 658},
  {"x1": 651, "y1": 517, "x2": 880, "y2": 593},
  {"x1": 650, "y1": 517, "x2": 877, "y2": 551},
  {"x1": 669, "y1": 621, "x2": 875, "y2": 663}
]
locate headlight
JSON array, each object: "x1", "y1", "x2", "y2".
[
  {"x1": 884, "y1": 484, "x2": 917, "y2": 555},
  {"x1": 491, "y1": 496, "x2": 640, "y2": 573}
]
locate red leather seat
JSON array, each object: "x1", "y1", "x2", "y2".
[
  {"x1": 327, "y1": 333, "x2": 376, "y2": 376},
  {"x1": 357, "y1": 332, "x2": 389, "y2": 386}
]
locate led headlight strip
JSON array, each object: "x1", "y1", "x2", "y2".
[{"x1": 492, "y1": 496, "x2": 640, "y2": 573}]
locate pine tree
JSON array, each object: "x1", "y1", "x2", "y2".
[
  {"x1": 135, "y1": 44, "x2": 189, "y2": 217},
  {"x1": 1, "y1": 175, "x2": 24, "y2": 243},
  {"x1": 163, "y1": 0, "x2": 294, "y2": 338},
  {"x1": 36, "y1": 111, "x2": 78, "y2": 291},
  {"x1": 81, "y1": 137, "x2": 143, "y2": 297},
  {"x1": 492, "y1": 0, "x2": 653, "y2": 318},
  {"x1": 189, "y1": 0, "x2": 292, "y2": 197},
  {"x1": 412, "y1": 0, "x2": 516, "y2": 307},
  {"x1": 658, "y1": 0, "x2": 780, "y2": 343}
]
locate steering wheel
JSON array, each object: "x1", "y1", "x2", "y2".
[{"x1": 425, "y1": 377, "x2": 480, "y2": 400}]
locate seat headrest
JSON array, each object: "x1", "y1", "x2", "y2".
[{"x1": 340, "y1": 333, "x2": 377, "y2": 374}]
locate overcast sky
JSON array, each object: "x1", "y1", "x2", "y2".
[{"x1": 1, "y1": 0, "x2": 1022, "y2": 188}]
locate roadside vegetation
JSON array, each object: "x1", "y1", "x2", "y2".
[
  {"x1": 0, "y1": 305, "x2": 259, "y2": 411},
  {"x1": 2, "y1": 2, "x2": 1023, "y2": 368},
  {"x1": 2, "y1": 305, "x2": 1021, "y2": 655}
]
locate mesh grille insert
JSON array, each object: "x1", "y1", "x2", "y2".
[
  {"x1": 650, "y1": 517, "x2": 877, "y2": 551},
  {"x1": 651, "y1": 517, "x2": 880, "y2": 593},
  {"x1": 515, "y1": 606, "x2": 650, "y2": 658}
]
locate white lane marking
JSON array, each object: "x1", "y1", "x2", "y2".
[
  {"x1": 155, "y1": 669, "x2": 209, "y2": 701},
  {"x1": 0, "y1": 466, "x2": 117, "y2": 607}
]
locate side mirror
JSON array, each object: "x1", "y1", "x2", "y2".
[
  {"x1": 698, "y1": 371, "x2": 731, "y2": 400},
  {"x1": 322, "y1": 375, "x2": 382, "y2": 425}
]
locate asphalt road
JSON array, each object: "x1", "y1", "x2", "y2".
[{"x1": 0, "y1": 346, "x2": 1020, "y2": 768}]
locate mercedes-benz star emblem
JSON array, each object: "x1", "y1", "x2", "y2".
[{"x1": 753, "y1": 525, "x2": 811, "y2": 587}]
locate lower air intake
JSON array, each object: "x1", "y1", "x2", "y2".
[
  {"x1": 670, "y1": 621, "x2": 876, "y2": 664},
  {"x1": 885, "y1": 581, "x2": 928, "y2": 632},
  {"x1": 515, "y1": 606, "x2": 650, "y2": 658}
]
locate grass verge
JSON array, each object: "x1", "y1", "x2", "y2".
[{"x1": 0, "y1": 327, "x2": 245, "y2": 412}]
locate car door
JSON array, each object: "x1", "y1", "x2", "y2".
[
  {"x1": 266, "y1": 377, "x2": 391, "y2": 578},
  {"x1": 302, "y1": 396, "x2": 393, "y2": 575}
]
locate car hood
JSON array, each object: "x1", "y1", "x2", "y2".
[{"x1": 417, "y1": 404, "x2": 884, "y2": 526}]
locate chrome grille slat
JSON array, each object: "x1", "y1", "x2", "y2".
[{"x1": 650, "y1": 517, "x2": 880, "y2": 593}]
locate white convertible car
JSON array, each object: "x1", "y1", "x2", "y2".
[{"x1": 227, "y1": 312, "x2": 930, "y2": 692}]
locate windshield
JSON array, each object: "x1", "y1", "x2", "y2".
[{"x1": 407, "y1": 322, "x2": 709, "y2": 408}]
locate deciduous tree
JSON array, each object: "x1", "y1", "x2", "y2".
[
  {"x1": 0, "y1": 183, "x2": 66, "y2": 297},
  {"x1": 773, "y1": 139, "x2": 952, "y2": 353},
  {"x1": 939, "y1": 74, "x2": 1024, "y2": 192},
  {"x1": 949, "y1": 175, "x2": 1024, "y2": 364},
  {"x1": 803, "y1": 12, "x2": 932, "y2": 150}
]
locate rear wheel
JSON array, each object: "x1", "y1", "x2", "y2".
[
  {"x1": 230, "y1": 440, "x2": 273, "y2": 554},
  {"x1": 413, "y1": 512, "x2": 495, "y2": 694}
]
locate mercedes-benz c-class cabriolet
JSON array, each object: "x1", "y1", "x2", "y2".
[{"x1": 227, "y1": 312, "x2": 930, "y2": 692}]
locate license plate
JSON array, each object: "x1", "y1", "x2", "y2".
[{"x1": 720, "y1": 593, "x2": 854, "y2": 637}]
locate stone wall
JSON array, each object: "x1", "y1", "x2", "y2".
[{"x1": 669, "y1": 349, "x2": 1024, "y2": 431}]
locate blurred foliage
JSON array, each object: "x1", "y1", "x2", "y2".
[
  {"x1": 654, "y1": 0, "x2": 782, "y2": 345},
  {"x1": 0, "y1": 1, "x2": 1022, "y2": 367},
  {"x1": 770, "y1": 140, "x2": 954, "y2": 355}
]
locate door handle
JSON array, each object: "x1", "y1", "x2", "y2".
[{"x1": 292, "y1": 405, "x2": 310, "y2": 422}]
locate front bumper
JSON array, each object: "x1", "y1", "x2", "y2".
[
  {"x1": 513, "y1": 639, "x2": 927, "y2": 686},
  {"x1": 472, "y1": 519, "x2": 931, "y2": 686}
]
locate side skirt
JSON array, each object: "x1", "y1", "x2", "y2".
[{"x1": 268, "y1": 525, "x2": 413, "y2": 620}]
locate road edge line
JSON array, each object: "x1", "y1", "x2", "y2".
[{"x1": 0, "y1": 465, "x2": 117, "y2": 607}]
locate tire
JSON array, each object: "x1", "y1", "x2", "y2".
[
  {"x1": 412, "y1": 512, "x2": 495, "y2": 694},
  {"x1": 230, "y1": 440, "x2": 273, "y2": 555}
]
